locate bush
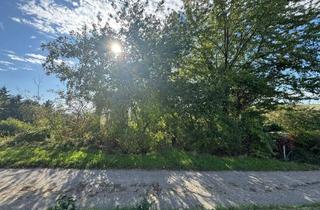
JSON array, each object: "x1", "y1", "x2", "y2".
[
  {"x1": 48, "y1": 195, "x2": 76, "y2": 210},
  {"x1": 266, "y1": 106, "x2": 320, "y2": 162},
  {"x1": 263, "y1": 123, "x2": 283, "y2": 132},
  {"x1": 15, "y1": 130, "x2": 49, "y2": 142},
  {"x1": 4, "y1": 129, "x2": 50, "y2": 146},
  {"x1": 0, "y1": 118, "x2": 33, "y2": 136},
  {"x1": 294, "y1": 131, "x2": 320, "y2": 163},
  {"x1": 48, "y1": 112, "x2": 101, "y2": 147},
  {"x1": 240, "y1": 111, "x2": 274, "y2": 158},
  {"x1": 107, "y1": 125, "x2": 152, "y2": 154}
]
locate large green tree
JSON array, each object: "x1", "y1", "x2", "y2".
[
  {"x1": 158, "y1": 0, "x2": 320, "y2": 154},
  {"x1": 171, "y1": 0, "x2": 319, "y2": 113},
  {"x1": 42, "y1": 1, "x2": 160, "y2": 112},
  {"x1": 42, "y1": 1, "x2": 173, "y2": 152},
  {"x1": 42, "y1": 0, "x2": 319, "y2": 155}
]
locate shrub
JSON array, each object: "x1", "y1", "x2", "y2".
[
  {"x1": 266, "y1": 106, "x2": 320, "y2": 162},
  {"x1": 48, "y1": 195, "x2": 76, "y2": 210},
  {"x1": 5, "y1": 129, "x2": 50, "y2": 146},
  {"x1": 108, "y1": 125, "x2": 152, "y2": 154},
  {"x1": 295, "y1": 131, "x2": 320, "y2": 156},
  {"x1": 0, "y1": 118, "x2": 33, "y2": 136},
  {"x1": 48, "y1": 112, "x2": 101, "y2": 147},
  {"x1": 263, "y1": 123, "x2": 283, "y2": 132},
  {"x1": 15, "y1": 129, "x2": 49, "y2": 142}
]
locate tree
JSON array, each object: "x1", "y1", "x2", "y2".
[
  {"x1": 177, "y1": 0, "x2": 319, "y2": 112},
  {"x1": 41, "y1": 0, "x2": 320, "y2": 155},
  {"x1": 41, "y1": 1, "x2": 171, "y2": 152},
  {"x1": 0, "y1": 87, "x2": 10, "y2": 120},
  {"x1": 164, "y1": 0, "x2": 320, "y2": 154},
  {"x1": 0, "y1": 87, "x2": 23, "y2": 120}
]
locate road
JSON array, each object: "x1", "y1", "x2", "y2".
[{"x1": 0, "y1": 169, "x2": 320, "y2": 209}]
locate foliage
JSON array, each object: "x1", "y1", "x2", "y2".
[
  {"x1": 215, "y1": 203, "x2": 320, "y2": 210},
  {"x1": 161, "y1": 0, "x2": 320, "y2": 154},
  {"x1": 0, "y1": 118, "x2": 33, "y2": 136},
  {"x1": 266, "y1": 106, "x2": 320, "y2": 163},
  {"x1": 87, "y1": 203, "x2": 320, "y2": 210},
  {"x1": 60, "y1": 201, "x2": 320, "y2": 210},
  {"x1": 10, "y1": 129, "x2": 50, "y2": 145},
  {"x1": 1, "y1": 0, "x2": 319, "y2": 162},
  {"x1": 40, "y1": 0, "x2": 320, "y2": 156},
  {"x1": 0, "y1": 147, "x2": 318, "y2": 171},
  {"x1": 87, "y1": 198, "x2": 152, "y2": 210},
  {"x1": 0, "y1": 87, "x2": 23, "y2": 120},
  {"x1": 0, "y1": 87, "x2": 50, "y2": 122},
  {"x1": 48, "y1": 195, "x2": 76, "y2": 210}
]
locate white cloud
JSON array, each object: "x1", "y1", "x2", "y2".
[
  {"x1": 1, "y1": 49, "x2": 15, "y2": 54},
  {"x1": 26, "y1": 53, "x2": 46, "y2": 61},
  {"x1": 22, "y1": 66, "x2": 34, "y2": 71},
  {"x1": 289, "y1": 0, "x2": 319, "y2": 9},
  {"x1": 7, "y1": 54, "x2": 26, "y2": 62},
  {"x1": 0, "y1": 60, "x2": 13, "y2": 66},
  {"x1": 0, "y1": 51, "x2": 41, "y2": 71},
  {"x1": 14, "y1": 0, "x2": 183, "y2": 35},
  {"x1": 0, "y1": 22, "x2": 4, "y2": 31},
  {"x1": 11, "y1": 16, "x2": 56, "y2": 33},
  {"x1": 11, "y1": 17, "x2": 22, "y2": 23},
  {"x1": 15, "y1": 0, "x2": 117, "y2": 34},
  {"x1": 6, "y1": 52, "x2": 75, "y2": 67},
  {"x1": 13, "y1": 0, "x2": 318, "y2": 37},
  {"x1": 8, "y1": 53, "x2": 46, "y2": 65},
  {"x1": 0, "y1": 52, "x2": 44, "y2": 71},
  {"x1": 5, "y1": 0, "x2": 182, "y2": 73},
  {"x1": 8, "y1": 67, "x2": 18, "y2": 71},
  {"x1": 0, "y1": 66, "x2": 18, "y2": 72}
]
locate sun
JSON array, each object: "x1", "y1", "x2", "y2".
[{"x1": 110, "y1": 42, "x2": 122, "y2": 55}]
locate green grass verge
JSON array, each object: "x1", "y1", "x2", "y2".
[
  {"x1": 87, "y1": 203, "x2": 320, "y2": 210},
  {"x1": 216, "y1": 203, "x2": 320, "y2": 210},
  {"x1": 0, "y1": 146, "x2": 318, "y2": 171}
]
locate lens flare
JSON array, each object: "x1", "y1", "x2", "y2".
[{"x1": 110, "y1": 42, "x2": 122, "y2": 55}]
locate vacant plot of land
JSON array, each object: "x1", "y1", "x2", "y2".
[{"x1": 0, "y1": 169, "x2": 320, "y2": 209}]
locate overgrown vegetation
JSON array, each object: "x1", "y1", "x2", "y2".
[
  {"x1": 266, "y1": 106, "x2": 320, "y2": 164},
  {"x1": 50, "y1": 198, "x2": 320, "y2": 210},
  {"x1": 0, "y1": 147, "x2": 318, "y2": 170},
  {"x1": 95, "y1": 203, "x2": 320, "y2": 210},
  {"x1": 0, "y1": 0, "x2": 319, "y2": 169},
  {"x1": 216, "y1": 203, "x2": 320, "y2": 210},
  {"x1": 48, "y1": 195, "x2": 76, "y2": 210},
  {"x1": 48, "y1": 194, "x2": 320, "y2": 210}
]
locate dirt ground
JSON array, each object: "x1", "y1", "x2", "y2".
[{"x1": 0, "y1": 169, "x2": 320, "y2": 209}]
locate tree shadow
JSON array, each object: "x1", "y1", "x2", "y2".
[{"x1": 0, "y1": 169, "x2": 320, "y2": 209}]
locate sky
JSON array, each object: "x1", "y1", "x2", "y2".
[
  {"x1": 0, "y1": 0, "x2": 64, "y2": 101},
  {"x1": 0, "y1": 0, "x2": 182, "y2": 102},
  {"x1": 0, "y1": 0, "x2": 317, "y2": 104}
]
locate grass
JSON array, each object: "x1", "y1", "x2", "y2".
[
  {"x1": 85, "y1": 203, "x2": 320, "y2": 210},
  {"x1": 216, "y1": 203, "x2": 320, "y2": 210},
  {"x1": 0, "y1": 146, "x2": 318, "y2": 171},
  {"x1": 48, "y1": 194, "x2": 320, "y2": 209}
]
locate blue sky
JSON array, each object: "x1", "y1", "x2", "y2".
[
  {"x1": 0, "y1": 0, "x2": 64, "y2": 101},
  {"x1": 0, "y1": 0, "x2": 182, "y2": 102}
]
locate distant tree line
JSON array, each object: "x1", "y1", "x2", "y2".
[{"x1": 0, "y1": 87, "x2": 53, "y2": 123}]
